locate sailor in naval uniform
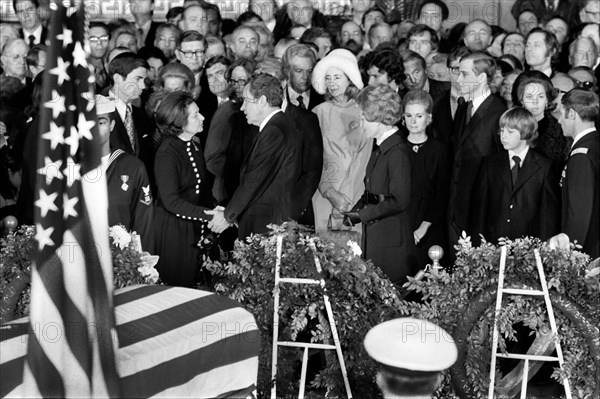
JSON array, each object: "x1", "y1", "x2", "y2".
[
  {"x1": 96, "y1": 95, "x2": 155, "y2": 252},
  {"x1": 364, "y1": 317, "x2": 458, "y2": 398}
]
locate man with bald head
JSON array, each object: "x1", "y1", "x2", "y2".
[
  {"x1": 463, "y1": 19, "x2": 492, "y2": 52},
  {"x1": 182, "y1": 4, "x2": 208, "y2": 35},
  {"x1": 368, "y1": 22, "x2": 393, "y2": 49},
  {"x1": 340, "y1": 21, "x2": 363, "y2": 55},
  {"x1": 1, "y1": 38, "x2": 28, "y2": 83},
  {"x1": 229, "y1": 26, "x2": 259, "y2": 61}
]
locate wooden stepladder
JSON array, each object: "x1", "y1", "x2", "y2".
[
  {"x1": 271, "y1": 235, "x2": 353, "y2": 399},
  {"x1": 488, "y1": 246, "x2": 572, "y2": 399}
]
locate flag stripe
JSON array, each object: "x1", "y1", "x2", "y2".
[
  {"x1": 117, "y1": 295, "x2": 243, "y2": 348},
  {"x1": 114, "y1": 285, "x2": 180, "y2": 307},
  {"x1": 25, "y1": 325, "x2": 66, "y2": 397},
  {"x1": 32, "y1": 237, "x2": 94, "y2": 383},
  {"x1": 119, "y1": 332, "x2": 261, "y2": 398},
  {"x1": 0, "y1": 357, "x2": 24, "y2": 397}
]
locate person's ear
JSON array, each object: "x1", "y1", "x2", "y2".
[
  {"x1": 113, "y1": 73, "x2": 124, "y2": 84},
  {"x1": 109, "y1": 119, "x2": 116, "y2": 132}
]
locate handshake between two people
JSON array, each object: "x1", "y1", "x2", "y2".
[{"x1": 204, "y1": 206, "x2": 232, "y2": 234}]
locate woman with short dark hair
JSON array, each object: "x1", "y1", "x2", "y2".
[
  {"x1": 153, "y1": 91, "x2": 216, "y2": 287},
  {"x1": 514, "y1": 71, "x2": 571, "y2": 167}
]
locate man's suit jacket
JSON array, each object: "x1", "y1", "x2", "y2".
[
  {"x1": 285, "y1": 86, "x2": 324, "y2": 112},
  {"x1": 205, "y1": 100, "x2": 256, "y2": 205},
  {"x1": 431, "y1": 91, "x2": 455, "y2": 147},
  {"x1": 284, "y1": 103, "x2": 323, "y2": 223},
  {"x1": 429, "y1": 79, "x2": 451, "y2": 100},
  {"x1": 561, "y1": 130, "x2": 599, "y2": 259},
  {"x1": 18, "y1": 26, "x2": 48, "y2": 46},
  {"x1": 472, "y1": 149, "x2": 561, "y2": 243},
  {"x1": 224, "y1": 111, "x2": 302, "y2": 238},
  {"x1": 449, "y1": 94, "x2": 506, "y2": 236},
  {"x1": 109, "y1": 105, "x2": 155, "y2": 184}
]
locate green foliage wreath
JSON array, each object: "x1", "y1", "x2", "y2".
[
  {"x1": 402, "y1": 234, "x2": 600, "y2": 398},
  {"x1": 203, "y1": 222, "x2": 404, "y2": 398}
]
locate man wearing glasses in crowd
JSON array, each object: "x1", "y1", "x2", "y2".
[
  {"x1": 175, "y1": 30, "x2": 206, "y2": 90},
  {"x1": 89, "y1": 22, "x2": 111, "y2": 90}
]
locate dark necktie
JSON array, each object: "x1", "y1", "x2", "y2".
[
  {"x1": 511, "y1": 155, "x2": 521, "y2": 186},
  {"x1": 28, "y1": 35, "x2": 35, "y2": 48},
  {"x1": 547, "y1": 0, "x2": 554, "y2": 13},
  {"x1": 297, "y1": 95, "x2": 306, "y2": 110},
  {"x1": 466, "y1": 101, "x2": 473, "y2": 125}
]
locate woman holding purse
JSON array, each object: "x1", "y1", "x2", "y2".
[
  {"x1": 310, "y1": 49, "x2": 370, "y2": 235},
  {"x1": 343, "y1": 85, "x2": 413, "y2": 286}
]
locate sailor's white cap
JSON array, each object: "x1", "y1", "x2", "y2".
[
  {"x1": 95, "y1": 94, "x2": 115, "y2": 115},
  {"x1": 364, "y1": 317, "x2": 458, "y2": 375}
]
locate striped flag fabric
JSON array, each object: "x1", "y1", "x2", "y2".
[{"x1": 22, "y1": 2, "x2": 120, "y2": 397}]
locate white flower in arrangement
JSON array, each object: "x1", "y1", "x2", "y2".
[
  {"x1": 138, "y1": 253, "x2": 160, "y2": 284},
  {"x1": 109, "y1": 225, "x2": 131, "y2": 250},
  {"x1": 347, "y1": 240, "x2": 362, "y2": 257}
]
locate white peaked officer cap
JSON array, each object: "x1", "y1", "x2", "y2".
[
  {"x1": 364, "y1": 317, "x2": 458, "y2": 376},
  {"x1": 95, "y1": 94, "x2": 115, "y2": 115}
]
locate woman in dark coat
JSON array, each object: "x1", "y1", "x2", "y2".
[
  {"x1": 153, "y1": 91, "x2": 216, "y2": 287},
  {"x1": 514, "y1": 71, "x2": 571, "y2": 168},
  {"x1": 343, "y1": 84, "x2": 413, "y2": 286},
  {"x1": 401, "y1": 90, "x2": 450, "y2": 272}
]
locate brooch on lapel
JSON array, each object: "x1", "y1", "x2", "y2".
[{"x1": 121, "y1": 175, "x2": 129, "y2": 191}]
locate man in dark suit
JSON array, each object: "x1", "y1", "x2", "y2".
[
  {"x1": 106, "y1": 53, "x2": 155, "y2": 180},
  {"x1": 13, "y1": 0, "x2": 48, "y2": 47},
  {"x1": 448, "y1": 52, "x2": 506, "y2": 245},
  {"x1": 283, "y1": 101, "x2": 323, "y2": 226},
  {"x1": 557, "y1": 89, "x2": 599, "y2": 258},
  {"x1": 399, "y1": 50, "x2": 450, "y2": 99},
  {"x1": 281, "y1": 44, "x2": 324, "y2": 111},
  {"x1": 472, "y1": 107, "x2": 561, "y2": 243},
  {"x1": 130, "y1": 0, "x2": 160, "y2": 49},
  {"x1": 207, "y1": 74, "x2": 302, "y2": 239},
  {"x1": 431, "y1": 46, "x2": 470, "y2": 147}
]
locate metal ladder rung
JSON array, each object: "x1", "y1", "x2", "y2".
[
  {"x1": 502, "y1": 288, "x2": 545, "y2": 296},
  {"x1": 488, "y1": 247, "x2": 572, "y2": 399},
  {"x1": 496, "y1": 353, "x2": 560, "y2": 361},
  {"x1": 278, "y1": 277, "x2": 321, "y2": 284},
  {"x1": 278, "y1": 341, "x2": 337, "y2": 350}
]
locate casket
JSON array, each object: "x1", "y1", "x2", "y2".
[{"x1": 0, "y1": 285, "x2": 260, "y2": 398}]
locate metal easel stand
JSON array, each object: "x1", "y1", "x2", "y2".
[
  {"x1": 488, "y1": 246, "x2": 572, "y2": 399},
  {"x1": 270, "y1": 235, "x2": 353, "y2": 399}
]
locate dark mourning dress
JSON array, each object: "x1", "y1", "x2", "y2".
[
  {"x1": 153, "y1": 135, "x2": 215, "y2": 287},
  {"x1": 406, "y1": 137, "x2": 450, "y2": 271}
]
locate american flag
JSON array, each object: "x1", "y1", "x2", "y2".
[{"x1": 22, "y1": 3, "x2": 120, "y2": 397}]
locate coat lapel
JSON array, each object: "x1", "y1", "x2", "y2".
[
  {"x1": 512, "y1": 151, "x2": 540, "y2": 194},
  {"x1": 458, "y1": 95, "x2": 494, "y2": 147},
  {"x1": 495, "y1": 153, "x2": 512, "y2": 192}
]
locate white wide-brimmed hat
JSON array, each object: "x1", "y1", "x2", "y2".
[{"x1": 311, "y1": 48, "x2": 364, "y2": 95}]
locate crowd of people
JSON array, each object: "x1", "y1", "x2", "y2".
[{"x1": 0, "y1": 0, "x2": 598, "y2": 290}]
